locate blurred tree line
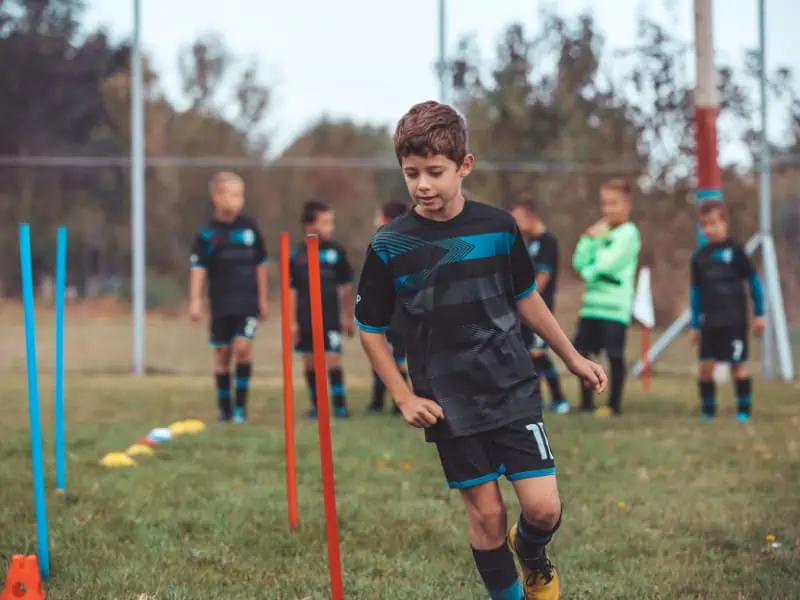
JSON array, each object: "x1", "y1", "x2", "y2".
[{"x1": 1, "y1": 0, "x2": 799, "y2": 321}]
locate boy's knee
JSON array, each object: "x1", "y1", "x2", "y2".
[
  {"x1": 466, "y1": 497, "x2": 508, "y2": 539},
  {"x1": 732, "y1": 363, "x2": 749, "y2": 379},
  {"x1": 326, "y1": 353, "x2": 342, "y2": 369},
  {"x1": 233, "y1": 343, "x2": 252, "y2": 363},
  {"x1": 698, "y1": 361, "x2": 715, "y2": 380},
  {"x1": 521, "y1": 497, "x2": 561, "y2": 531},
  {"x1": 213, "y1": 347, "x2": 231, "y2": 370}
]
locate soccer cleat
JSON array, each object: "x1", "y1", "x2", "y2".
[
  {"x1": 334, "y1": 406, "x2": 350, "y2": 419},
  {"x1": 365, "y1": 405, "x2": 384, "y2": 414},
  {"x1": 736, "y1": 413, "x2": 751, "y2": 423},
  {"x1": 594, "y1": 405, "x2": 612, "y2": 418},
  {"x1": 551, "y1": 400, "x2": 570, "y2": 415},
  {"x1": 218, "y1": 412, "x2": 232, "y2": 423},
  {"x1": 508, "y1": 523, "x2": 560, "y2": 599},
  {"x1": 699, "y1": 413, "x2": 715, "y2": 422},
  {"x1": 232, "y1": 408, "x2": 247, "y2": 424}
]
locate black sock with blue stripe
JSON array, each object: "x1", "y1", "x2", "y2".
[
  {"x1": 515, "y1": 512, "x2": 561, "y2": 565},
  {"x1": 735, "y1": 377, "x2": 752, "y2": 416},
  {"x1": 215, "y1": 372, "x2": 231, "y2": 419},
  {"x1": 234, "y1": 363, "x2": 252, "y2": 412},
  {"x1": 370, "y1": 371, "x2": 386, "y2": 409},
  {"x1": 699, "y1": 379, "x2": 716, "y2": 417},
  {"x1": 471, "y1": 545, "x2": 523, "y2": 600},
  {"x1": 304, "y1": 369, "x2": 316, "y2": 409},
  {"x1": 329, "y1": 367, "x2": 346, "y2": 409}
]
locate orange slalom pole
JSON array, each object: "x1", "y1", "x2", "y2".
[
  {"x1": 641, "y1": 325, "x2": 651, "y2": 392},
  {"x1": 280, "y1": 233, "x2": 299, "y2": 531},
  {"x1": 306, "y1": 234, "x2": 344, "y2": 600}
]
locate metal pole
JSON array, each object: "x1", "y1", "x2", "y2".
[
  {"x1": 437, "y1": 0, "x2": 447, "y2": 103},
  {"x1": 758, "y1": 0, "x2": 774, "y2": 378},
  {"x1": 131, "y1": 0, "x2": 146, "y2": 376}
]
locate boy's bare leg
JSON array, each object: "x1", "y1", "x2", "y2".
[{"x1": 460, "y1": 481, "x2": 524, "y2": 599}]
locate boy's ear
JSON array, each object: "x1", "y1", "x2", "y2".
[{"x1": 459, "y1": 154, "x2": 475, "y2": 177}]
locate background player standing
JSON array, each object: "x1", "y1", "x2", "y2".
[
  {"x1": 510, "y1": 198, "x2": 569, "y2": 415},
  {"x1": 571, "y1": 179, "x2": 641, "y2": 416},
  {"x1": 355, "y1": 100, "x2": 607, "y2": 600},
  {"x1": 690, "y1": 200, "x2": 764, "y2": 422},
  {"x1": 366, "y1": 201, "x2": 410, "y2": 415},
  {"x1": 189, "y1": 171, "x2": 269, "y2": 423},
  {"x1": 290, "y1": 200, "x2": 355, "y2": 419}
]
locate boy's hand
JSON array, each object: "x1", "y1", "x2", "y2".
[
  {"x1": 752, "y1": 316, "x2": 765, "y2": 336},
  {"x1": 258, "y1": 300, "x2": 269, "y2": 322},
  {"x1": 585, "y1": 219, "x2": 609, "y2": 237},
  {"x1": 565, "y1": 354, "x2": 607, "y2": 392},
  {"x1": 690, "y1": 329, "x2": 700, "y2": 346},
  {"x1": 342, "y1": 316, "x2": 355, "y2": 338},
  {"x1": 396, "y1": 393, "x2": 444, "y2": 428},
  {"x1": 189, "y1": 299, "x2": 203, "y2": 322}
]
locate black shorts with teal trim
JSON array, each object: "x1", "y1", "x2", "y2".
[
  {"x1": 295, "y1": 327, "x2": 344, "y2": 354},
  {"x1": 210, "y1": 315, "x2": 258, "y2": 347},
  {"x1": 435, "y1": 416, "x2": 556, "y2": 489}
]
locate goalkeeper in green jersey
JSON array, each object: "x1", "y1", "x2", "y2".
[{"x1": 572, "y1": 179, "x2": 641, "y2": 416}]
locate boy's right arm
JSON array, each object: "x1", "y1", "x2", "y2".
[
  {"x1": 572, "y1": 235, "x2": 596, "y2": 273},
  {"x1": 188, "y1": 235, "x2": 208, "y2": 321},
  {"x1": 355, "y1": 242, "x2": 443, "y2": 427}
]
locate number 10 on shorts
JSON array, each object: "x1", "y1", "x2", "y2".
[{"x1": 526, "y1": 422, "x2": 554, "y2": 460}]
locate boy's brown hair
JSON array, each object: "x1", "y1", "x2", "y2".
[
  {"x1": 209, "y1": 171, "x2": 243, "y2": 193},
  {"x1": 696, "y1": 199, "x2": 728, "y2": 220},
  {"x1": 601, "y1": 178, "x2": 633, "y2": 198},
  {"x1": 393, "y1": 101, "x2": 468, "y2": 166},
  {"x1": 509, "y1": 194, "x2": 538, "y2": 215}
]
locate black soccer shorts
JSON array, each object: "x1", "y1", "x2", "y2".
[
  {"x1": 386, "y1": 328, "x2": 407, "y2": 364},
  {"x1": 209, "y1": 315, "x2": 258, "y2": 347},
  {"x1": 435, "y1": 417, "x2": 556, "y2": 489},
  {"x1": 699, "y1": 325, "x2": 749, "y2": 363},
  {"x1": 573, "y1": 317, "x2": 627, "y2": 359},
  {"x1": 295, "y1": 327, "x2": 343, "y2": 354}
]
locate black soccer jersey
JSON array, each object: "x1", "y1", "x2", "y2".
[
  {"x1": 290, "y1": 239, "x2": 353, "y2": 331},
  {"x1": 690, "y1": 239, "x2": 764, "y2": 329},
  {"x1": 355, "y1": 200, "x2": 541, "y2": 442},
  {"x1": 527, "y1": 230, "x2": 559, "y2": 311},
  {"x1": 190, "y1": 215, "x2": 267, "y2": 317}
]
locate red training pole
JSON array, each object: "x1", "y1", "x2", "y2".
[
  {"x1": 280, "y1": 233, "x2": 299, "y2": 531},
  {"x1": 306, "y1": 234, "x2": 344, "y2": 600}
]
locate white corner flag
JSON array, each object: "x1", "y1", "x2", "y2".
[{"x1": 632, "y1": 267, "x2": 655, "y2": 329}]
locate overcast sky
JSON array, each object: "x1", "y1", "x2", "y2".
[{"x1": 83, "y1": 0, "x2": 800, "y2": 161}]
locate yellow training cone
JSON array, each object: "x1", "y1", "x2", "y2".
[
  {"x1": 125, "y1": 443, "x2": 155, "y2": 457},
  {"x1": 179, "y1": 419, "x2": 207, "y2": 434},
  {"x1": 168, "y1": 421, "x2": 188, "y2": 436},
  {"x1": 100, "y1": 452, "x2": 137, "y2": 468}
]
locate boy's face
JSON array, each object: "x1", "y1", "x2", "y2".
[
  {"x1": 373, "y1": 208, "x2": 387, "y2": 230},
  {"x1": 307, "y1": 209, "x2": 335, "y2": 241},
  {"x1": 400, "y1": 153, "x2": 474, "y2": 217},
  {"x1": 511, "y1": 207, "x2": 535, "y2": 236},
  {"x1": 212, "y1": 179, "x2": 245, "y2": 217},
  {"x1": 698, "y1": 209, "x2": 728, "y2": 243},
  {"x1": 600, "y1": 188, "x2": 631, "y2": 227}
]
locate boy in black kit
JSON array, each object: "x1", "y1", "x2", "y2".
[
  {"x1": 690, "y1": 200, "x2": 764, "y2": 422},
  {"x1": 366, "y1": 201, "x2": 411, "y2": 415},
  {"x1": 189, "y1": 171, "x2": 269, "y2": 423},
  {"x1": 290, "y1": 200, "x2": 355, "y2": 420},
  {"x1": 355, "y1": 101, "x2": 606, "y2": 600},
  {"x1": 510, "y1": 198, "x2": 569, "y2": 415}
]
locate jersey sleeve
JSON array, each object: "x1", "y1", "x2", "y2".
[
  {"x1": 689, "y1": 253, "x2": 701, "y2": 329},
  {"x1": 190, "y1": 231, "x2": 210, "y2": 270},
  {"x1": 536, "y1": 235, "x2": 558, "y2": 275},
  {"x1": 336, "y1": 246, "x2": 354, "y2": 285},
  {"x1": 354, "y1": 242, "x2": 395, "y2": 333},
  {"x1": 510, "y1": 225, "x2": 537, "y2": 300},
  {"x1": 253, "y1": 225, "x2": 268, "y2": 265},
  {"x1": 734, "y1": 245, "x2": 764, "y2": 317}
]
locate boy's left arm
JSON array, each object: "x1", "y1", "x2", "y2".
[
  {"x1": 510, "y1": 225, "x2": 607, "y2": 391},
  {"x1": 254, "y1": 226, "x2": 269, "y2": 320},
  {"x1": 735, "y1": 245, "x2": 765, "y2": 333},
  {"x1": 577, "y1": 224, "x2": 640, "y2": 283},
  {"x1": 336, "y1": 246, "x2": 355, "y2": 336}
]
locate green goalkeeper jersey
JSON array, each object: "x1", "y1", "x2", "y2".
[{"x1": 572, "y1": 221, "x2": 641, "y2": 325}]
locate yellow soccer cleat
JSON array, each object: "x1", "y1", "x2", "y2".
[
  {"x1": 508, "y1": 523, "x2": 560, "y2": 599},
  {"x1": 594, "y1": 405, "x2": 612, "y2": 418}
]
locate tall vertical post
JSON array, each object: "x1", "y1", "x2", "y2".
[
  {"x1": 693, "y1": 0, "x2": 721, "y2": 242},
  {"x1": 131, "y1": 0, "x2": 146, "y2": 376},
  {"x1": 757, "y1": 0, "x2": 795, "y2": 381},
  {"x1": 437, "y1": 0, "x2": 447, "y2": 104}
]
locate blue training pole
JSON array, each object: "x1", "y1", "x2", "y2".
[
  {"x1": 55, "y1": 227, "x2": 67, "y2": 495},
  {"x1": 19, "y1": 224, "x2": 51, "y2": 580}
]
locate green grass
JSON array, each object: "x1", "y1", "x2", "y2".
[{"x1": 1, "y1": 311, "x2": 799, "y2": 598}]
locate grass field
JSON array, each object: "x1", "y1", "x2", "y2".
[{"x1": 1, "y1": 308, "x2": 799, "y2": 599}]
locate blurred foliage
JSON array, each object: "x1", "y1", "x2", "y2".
[{"x1": 0, "y1": 0, "x2": 799, "y2": 322}]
